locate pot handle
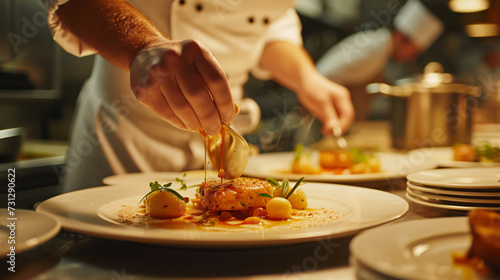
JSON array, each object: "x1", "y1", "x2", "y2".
[{"x1": 366, "y1": 83, "x2": 412, "y2": 97}]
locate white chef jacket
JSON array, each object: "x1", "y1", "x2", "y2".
[
  {"x1": 315, "y1": 28, "x2": 393, "y2": 86},
  {"x1": 46, "y1": 0, "x2": 302, "y2": 191}
]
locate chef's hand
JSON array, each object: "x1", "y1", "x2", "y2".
[
  {"x1": 130, "y1": 39, "x2": 236, "y2": 135},
  {"x1": 295, "y1": 72, "x2": 354, "y2": 135},
  {"x1": 56, "y1": 0, "x2": 235, "y2": 135},
  {"x1": 258, "y1": 41, "x2": 354, "y2": 135}
]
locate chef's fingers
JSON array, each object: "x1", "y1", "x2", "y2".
[
  {"x1": 320, "y1": 86, "x2": 354, "y2": 136},
  {"x1": 333, "y1": 89, "x2": 355, "y2": 133},
  {"x1": 175, "y1": 49, "x2": 223, "y2": 135},
  {"x1": 320, "y1": 107, "x2": 341, "y2": 136},
  {"x1": 133, "y1": 83, "x2": 188, "y2": 130},
  {"x1": 189, "y1": 43, "x2": 236, "y2": 124},
  {"x1": 149, "y1": 64, "x2": 203, "y2": 131}
]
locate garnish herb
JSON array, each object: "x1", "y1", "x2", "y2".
[
  {"x1": 176, "y1": 173, "x2": 201, "y2": 190},
  {"x1": 263, "y1": 177, "x2": 305, "y2": 199},
  {"x1": 258, "y1": 193, "x2": 273, "y2": 199},
  {"x1": 139, "y1": 181, "x2": 185, "y2": 203},
  {"x1": 285, "y1": 177, "x2": 305, "y2": 199},
  {"x1": 281, "y1": 179, "x2": 289, "y2": 197}
]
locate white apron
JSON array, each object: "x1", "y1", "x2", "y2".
[{"x1": 46, "y1": 0, "x2": 301, "y2": 191}]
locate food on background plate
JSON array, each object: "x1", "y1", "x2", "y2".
[
  {"x1": 115, "y1": 176, "x2": 343, "y2": 231},
  {"x1": 291, "y1": 144, "x2": 381, "y2": 175},
  {"x1": 453, "y1": 209, "x2": 500, "y2": 277},
  {"x1": 453, "y1": 142, "x2": 500, "y2": 163}
]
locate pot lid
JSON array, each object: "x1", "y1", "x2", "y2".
[{"x1": 399, "y1": 62, "x2": 481, "y2": 96}]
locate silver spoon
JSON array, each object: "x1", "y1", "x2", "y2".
[
  {"x1": 204, "y1": 121, "x2": 250, "y2": 179},
  {"x1": 332, "y1": 125, "x2": 347, "y2": 149}
]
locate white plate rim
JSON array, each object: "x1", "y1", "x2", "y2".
[
  {"x1": 407, "y1": 167, "x2": 500, "y2": 189},
  {"x1": 406, "y1": 186, "x2": 500, "y2": 204},
  {"x1": 407, "y1": 181, "x2": 500, "y2": 197},
  {"x1": 243, "y1": 151, "x2": 437, "y2": 183},
  {"x1": 350, "y1": 216, "x2": 471, "y2": 280},
  {"x1": 36, "y1": 182, "x2": 408, "y2": 248},
  {"x1": 0, "y1": 209, "x2": 61, "y2": 255},
  {"x1": 405, "y1": 192, "x2": 500, "y2": 211}
]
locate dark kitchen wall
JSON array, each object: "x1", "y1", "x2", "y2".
[{"x1": 0, "y1": 0, "x2": 94, "y2": 140}]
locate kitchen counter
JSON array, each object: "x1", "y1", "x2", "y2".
[
  {"x1": 3, "y1": 181, "x2": 461, "y2": 280},
  {"x1": 0, "y1": 122, "x2": 474, "y2": 279}
]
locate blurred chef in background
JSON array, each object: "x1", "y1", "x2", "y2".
[
  {"x1": 315, "y1": 0, "x2": 444, "y2": 118},
  {"x1": 45, "y1": 0, "x2": 354, "y2": 191},
  {"x1": 316, "y1": 0, "x2": 443, "y2": 85}
]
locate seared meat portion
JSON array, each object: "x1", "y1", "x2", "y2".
[{"x1": 198, "y1": 177, "x2": 273, "y2": 212}]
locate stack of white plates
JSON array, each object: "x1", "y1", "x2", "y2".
[{"x1": 406, "y1": 168, "x2": 500, "y2": 211}]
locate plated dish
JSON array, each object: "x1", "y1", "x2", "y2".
[
  {"x1": 0, "y1": 209, "x2": 60, "y2": 255},
  {"x1": 350, "y1": 217, "x2": 475, "y2": 280},
  {"x1": 243, "y1": 151, "x2": 436, "y2": 183},
  {"x1": 409, "y1": 147, "x2": 500, "y2": 168},
  {"x1": 36, "y1": 181, "x2": 408, "y2": 248}
]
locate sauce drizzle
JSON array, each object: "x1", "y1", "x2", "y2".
[{"x1": 199, "y1": 126, "x2": 226, "y2": 185}]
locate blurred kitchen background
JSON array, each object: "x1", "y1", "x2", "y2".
[{"x1": 1, "y1": 0, "x2": 500, "y2": 207}]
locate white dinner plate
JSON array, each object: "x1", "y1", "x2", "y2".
[
  {"x1": 350, "y1": 217, "x2": 479, "y2": 280},
  {"x1": 409, "y1": 147, "x2": 500, "y2": 168},
  {"x1": 406, "y1": 186, "x2": 500, "y2": 204},
  {"x1": 0, "y1": 209, "x2": 60, "y2": 255},
  {"x1": 243, "y1": 152, "x2": 437, "y2": 183},
  {"x1": 102, "y1": 170, "x2": 218, "y2": 186},
  {"x1": 405, "y1": 192, "x2": 500, "y2": 211},
  {"x1": 407, "y1": 168, "x2": 500, "y2": 189},
  {"x1": 36, "y1": 181, "x2": 408, "y2": 248},
  {"x1": 407, "y1": 182, "x2": 500, "y2": 197}
]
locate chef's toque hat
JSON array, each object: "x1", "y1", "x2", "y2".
[{"x1": 394, "y1": 0, "x2": 444, "y2": 50}]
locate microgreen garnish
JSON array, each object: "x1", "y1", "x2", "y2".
[
  {"x1": 139, "y1": 181, "x2": 184, "y2": 203},
  {"x1": 176, "y1": 173, "x2": 200, "y2": 191},
  {"x1": 265, "y1": 177, "x2": 305, "y2": 199},
  {"x1": 266, "y1": 178, "x2": 280, "y2": 187},
  {"x1": 258, "y1": 193, "x2": 273, "y2": 199},
  {"x1": 285, "y1": 177, "x2": 304, "y2": 199},
  {"x1": 293, "y1": 144, "x2": 304, "y2": 161}
]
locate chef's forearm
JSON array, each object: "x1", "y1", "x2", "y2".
[
  {"x1": 57, "y1": 0, "x2": 166, "y2": 70},
  {"x1": 258, "y1": 41, "x2": 318, "y2": 94}
]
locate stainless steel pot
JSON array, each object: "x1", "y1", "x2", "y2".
[
  {"x1": 366, "y1": 62, "x2": 480, "y2": 150},
  {"x1": 0, "y1": 127, "x2": 24, "y2": 162}
]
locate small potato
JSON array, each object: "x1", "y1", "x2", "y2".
[
  {"x1": 287, "y1": 188, "x2": 308, "y2": 210},
  {"x1": 266, "y1": 197, "x2": 292, "y2": 220},
  {"x1": 145, "y1": 190, "x2": 186, "y2": 219}
]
